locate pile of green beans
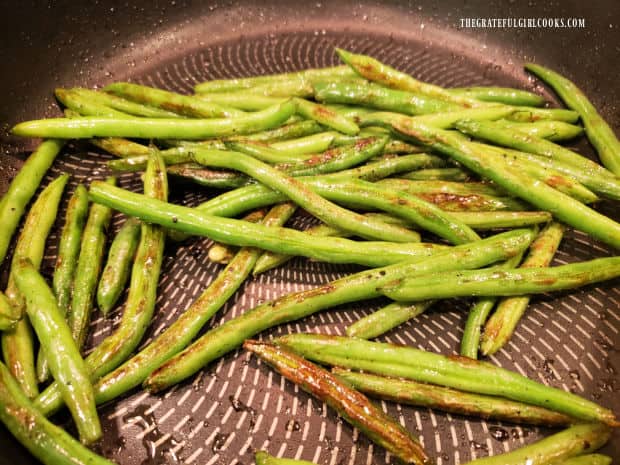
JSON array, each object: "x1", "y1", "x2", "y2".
[{"x1": 1, "y1": 47, "x2": 619, "y2": 465}]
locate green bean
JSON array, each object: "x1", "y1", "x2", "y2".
[
  {"x1": 15, "y1": 259, "x2": 101, "y2": 445},
  {"x1": 244, "y1": 341, "x2": 429, "y2": 465},
  {"x1": 391, "y1": 121, "x2": 620, "y2": 250},
  {"x1": 270, "y1": 132, "x2": 337, "y2": 154},
  {"x1": 464, "y1": 423, "x2": 610, "y2": 465},
  {"x1": 208, "y1": 208, "x2": 278, "y2": 264},
  {"x1": 0, "y1": 292, "x2": 15, "y2": 330},
  {"x1": 400, "y1": 167, "x2": 471, "y2": 181},
  {"x1": 33, "y1": 151, "x2": 167, "y2": 417},
  {"x1": 360, "y1": 107, "x2": 515, "y2": 130},
  {"x1": 194, "y1": 65, "x2": 356, "y2": 93},
  {"x1": 326, "y1": 103, "x2": 375, "y2": 120},
  {"x1": 553, "y1": 455, "x2": 612, "y2": 465},
  {"x1": 320, "y1": 153, "x2": 446, "y2": 181},
  {"x1": 89, "y1": 181, "x2": 442, "y2": 266},
  {"x1": 96, "y1": 217, "x2": 141, "y2": 315},
  {"x1": 0, "y1": 362, "x2": 114, "y2": 465},
  {"x1": 455, "y1": 119, "x2": 615, "y2": 179},
  {"x1": 0, "y1": 139, "x2": 64, "y2": 264},
  {"x1": 293, "y1": 98, "x2": 359, "y2": 135},
  {"x1": 506, "y1": 107, "x2": 579, "y2": 123},
  {"x1": 226, "y1": 120, "x2": 324, "y2": 142},
  {"x1": 190, "y1": 148, "x2": 420, "y2": 242},
  {"x1": 255, "y1": 451, "x2": 317, "y2": 465},
  {"x1": 447, "y1": 86, "x2": 546, "y2": 106},
  {"x1": 11, "y1": 100, "x2": 296, "y2": 139},
  {"x1": 482, "y1": 142, "x2": 620, "y2": 201},
  {"x1": 54, "y1": 184, "x2": 97, "y2": 317},
  {"x1": 167, "y1": 164, "x2": 248, "y2": 189},
  {"x1": 526, "y1": 63, "x2": 620, "y2": 175},
  {"x1": 275, "y1": 334, "x2": 618, "y2": 424},
  {"x1": 314, "y1": 81, "x2": 459, "y2": 115},
  {"x1": 383, "y1": 140, "x2": 425, "y2": 154},
  {"x1": 280, "y1": 136, "x2": 388, "y2": 177},
  {"x1": 37, "y1": 184, "x2": 89, "y2": 384},
  {"x1": 195, "y1": 91, "x2": 285, "y2": 110},
  {"x1": 71, "y1": 87, "x2": 182, "y2": 118},
  {"x1": 40, "y1": 203, "x2": 302, "y2": 413},
  {"x1": 382, "y1": 256, "x2": 620, "y2": 302},
  {"x1": 481, "y1": 222, "x2": 564, "y2": 356},
  {"x1": 143, "y1": 229, "x2": 534, "y2": 391},
  {"x1": 243, "y1": 79, "x2": 315, "y2": 98},
  {"x1": 253, "y1": 212, "x2": 417, "y2": 275},
  {"x1": 450, "y1": 211, "x2": 553, "y2": 229},
  {"x1": 376, "y1": 179, "x2": 509, "y2": 197},
  {"x1": 346, "y1": 301, "x2": 434, "y2": 339},
  {"x1": 309, "y1": 178, "x2": 481, "y2": 244},
  {"x1": 224, "y1": 140, "x2": 310, "y2": 164},
  {"x1": 2, "y1": 173, "x2": 69, "y2": 399},
  {"x1": 333, "y1": 369, "x2": 573, "y2": 426},
  {"x1": 477, "y1": 142, "x2": 599, "y2": 203},
  {"x1": 68, "y1": 177, "x2": 116, "y2": 350},
  {"x1": 253, "y1": 211, "x2": 549, "y2": 275},
  {"x1": 55, "y1": 88, "x2": 131, "y2": 118},
  {"x1": 89, "y1": 137, "x2": 150, "y2": 157},
  {"x1": 491, "y1": 119, "x2": 584, "y2": 142},
  {"x1": 460, "y1": 251, "x2": 527, "y2": 359},
  {"x1": 107, "y1": 146, "x2": 211, "y2": 172},
  {"x1": 336, "y1": 48, "x2": 480, "y2": 107},
  {"x1": 104, "y1": 82, "x2": 244, "y2": 118}
]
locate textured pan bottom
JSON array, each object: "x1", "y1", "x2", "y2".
[{"x1": 2, "y1": 30, "x2": 619, "y2": 464}]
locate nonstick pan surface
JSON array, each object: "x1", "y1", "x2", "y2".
[{"x1": 0, "y1": 1, "x2": 618, "y2": 464}]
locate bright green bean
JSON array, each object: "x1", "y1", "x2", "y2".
[
  {"x1": 492, "y1": 119, "x2": 584, "y2": 141},
  {"x1": 15, "y1": 259, "x2": 101, "y2": 445},
  {"x1": 255, "y1": 451, "x2": 317, "y2": 465},
  {"x1": 104, "y1": 82, "x2": 244, "y2": 118},
  {"x1": 68, "y1": 177, "x2": 115, "y2": 350},
  {"x1": 71, "y1": 87, "x2": 182, "y2": 118},
  {"x1": 382, "y1": 257, "x2": 620, "y2": 302},
  {"x1": 34, "y1": 151, "x2": 167, "y2": 417},
  {"x1": 96, "y1": 217, "x2": 141, "y2": 315},
  {"x1": 455, "y1": 119, "x2": 615, "y2": 179},
  {"x1": 55, "y1": 88, "x2": 131, "y2": 118},
  {"x1": 346, "y1": 301, "x2": 434, "y2": 339},
  {"x1": 333, "y1": 369, "x2": 574, "y2": 426},
  {"x1": 2, "y1": 173, "x2": 68, "y2": 399},
  {"x1": 554, "y1": 455, "x2": 612, "y2": 465},
  {"x1": 275, "y1": 334, "x2": 618, "y2": 424},
  {"x1": 526, "y1": 63, "x2": 620, "y2": 175},
  {"x1": 314, "y1": 81, "x2": 459, "y2": 115},
  {"x1": 0, "y1": 139, "x2": 64, "y2": 264},
  {"x1": 190, "y1": 148, "x2": 420, "y2": 242},
  {"x1": 245, "y1": 341, "x2": 429, "y2": 465},
  {"x1": 37, "y1": 184, "x2": 89, "y2": 384},
  {"x1": 11, "y1": 100, "x2": 296, "y2": 139},
  {"x1": 336, "y1": 48, "x2": 480, "y2": 107},
  {"x1": 447, "y1": 86, "x2": 546, "y2": 106},
  {"x1": 460, "y1": 251, "x2": 527, "y2": 359},
  {"x1": 293, "y1": 97, "x2": 359, "y2": 135},
  {"x1": 391, "y1": 121, "x2": 620, "y2": 250},
  {"x1": 88, "y1": 181, "x2": 441, "y2": 266},
  {"x1": 0, "y1": 362, "x2": 114, "y2": 465},
  {"x1": 481, "y1": 222, "x2": 565, "y2": 356},
  {"x1": 195, "y1": 92, "x2": 285, "y2": 110},
  {"x1": 464, "y1": 423, "x2": 610, "y2": 465},
  {"x1": 143, "y1": 229, "x2": 534, "y2": 391},
  {"x1": 194, "y1": 65, "x2": 356, "y2": 93}
]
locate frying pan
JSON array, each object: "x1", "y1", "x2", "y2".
[{"x1": 0, "y1": 1, "x2": 618, "y2": 463}]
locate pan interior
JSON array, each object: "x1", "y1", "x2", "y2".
[{"x1": 1, "y1": 28, "x2": 618, "y2": 465}]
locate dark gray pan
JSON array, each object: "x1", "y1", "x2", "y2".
[{"x1": 0, "y1": 1, "x2": 618, "y2": 463}]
